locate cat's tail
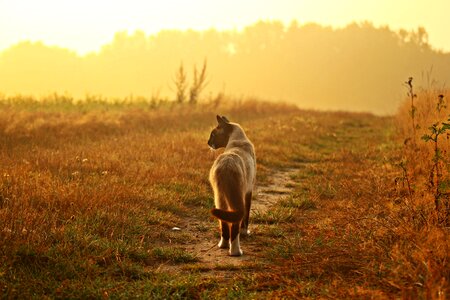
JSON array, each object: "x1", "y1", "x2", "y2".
[{"x1": 210, "y1": 208, "x2": 243, "y2": 223}]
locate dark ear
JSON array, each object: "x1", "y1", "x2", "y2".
[{"x1": 216, "y1": 115, "x2": 230, "y2": 127}]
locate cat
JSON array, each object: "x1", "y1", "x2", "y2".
[{"x1": 208, "y1": 115, "x2": 256, "y2": 256}]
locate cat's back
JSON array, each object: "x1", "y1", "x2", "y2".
[
  {"x1": 210, "y1": 151, "x2": 245, "y2": 178},
  {"x1": 219, "y1": 141, "x2": 256, "y2": 190}
]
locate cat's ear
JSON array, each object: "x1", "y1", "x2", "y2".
[{"x1": 216, "y1": 115, "x2": 230, "y2": 127}]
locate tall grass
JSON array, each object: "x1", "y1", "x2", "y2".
[
  {"x1": 392, "y1": 83, "x2": 450, "y2": 297},
  {"x1": 396, "y1": 84, "x2": 450, "y2": 222}
]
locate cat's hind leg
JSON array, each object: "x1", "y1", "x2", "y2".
[
  {"x1": 240, "y1": 191, "x2": 252, "y2": 236},
  {"x1": 218, "y1": 220, "x2": 230, "y2": 249},
  {"x1": 229, "y1": 222, "x2": 243, "y2": 256}
]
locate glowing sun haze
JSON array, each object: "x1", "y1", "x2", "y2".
[{"x1": 1, "y1": 0, "x2": 449, "y2": 54}]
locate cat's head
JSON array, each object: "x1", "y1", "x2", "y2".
[{"x1": 208, "y1": 115, "x2": 233, "y2": 149}]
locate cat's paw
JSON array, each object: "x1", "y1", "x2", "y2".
[
  {"x1": 218, "y1": 237, "x2": 229, "y2": 249},
  {"x1": 229, "y1": 238, "x2": 243, "y2": 256},
  {"x1": 229, "y1": 248, "x2": 243, "y2": 256},
  {"x1": 240, "y1": 228, "x2": 250, "y2": 236}
]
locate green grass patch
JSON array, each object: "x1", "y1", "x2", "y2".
[
  {"x1": 151, "y1": 247, "x2": 198, "y2": 264},
  {"x1": 252, "y1": 207, "x2": 294, "y2": 224},
  {"x1": 280, "y1": 195, "x2": 317, "y2": 210}
]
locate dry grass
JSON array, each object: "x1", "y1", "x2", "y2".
[
  {"x1": 389, "y1": 86, "x2": 450, "y2": 299},
  {"x1": 396, "y1": 86, "x2": 450, "y2": 226},
  {"x1": 0, "y1": 97, "x2": 305, "y2": 297},
  {"x1": 0, "y1": 96, "x2": 448, "y2": 298}
]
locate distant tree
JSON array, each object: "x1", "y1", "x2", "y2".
[
  {"x1": 1, "y1": 21, "x2": 450, "y2": 113},
  {"x1": 189, "y1": 59, "x2": 208, "y2": 104},
  {"x1": 413, "y1": 27, "x2": 429, "y2": 47}
]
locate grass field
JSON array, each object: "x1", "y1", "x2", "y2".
[{"x1": 0, "y1": 97, "x2": 448, "y2": 298}]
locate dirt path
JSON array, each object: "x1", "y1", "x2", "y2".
[
  {"x1": 252, "y1": 168, "x2": 298, "y2": 212},
  {"x1": 173, "y1": 168, "x2": 299, "y2": 269}
]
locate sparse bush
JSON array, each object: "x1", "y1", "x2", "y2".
[
  {"x1": 421, "y1": 115, "x2": 450, "y2": 213},
  {"x1": 189, "y1": 59, "x2": 208, "y2": 104},
  {"x1": 173, "y1": 62, "x2": 188, "y2": 103},
  {"x1": 171, "y1": 60, "x2": 209, "y2": 105},
  {"x1": 405, "y1": 77, "x2": 418, "y2": 146}
]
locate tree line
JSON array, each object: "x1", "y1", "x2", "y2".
[{"x1": 1, "y1": 20, "x2": 449, "y2": 113}]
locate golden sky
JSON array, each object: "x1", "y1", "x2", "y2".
[{"x1": 1, "y1": 0, "x2": 449, "y2": 54}]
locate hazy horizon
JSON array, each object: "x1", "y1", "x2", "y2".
[
  {"x1": 2, "y1": 0, "x2": 450, "y2": 115},
  {"x1": 1, "y1": 19, "x2": 449, "y2": 57},
  {"x1": 1, "y1": 20, "x2": 450, "y2": 114},
  {"x1": 2, "y1": 0, "x2": 450, "y2": 54},
  {"x1": 1, "y1": 21, "x2": 450, "y2": 58}
]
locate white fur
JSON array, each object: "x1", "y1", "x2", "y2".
[
  {"x1": 218, "y1": 236, "x2": 228, "y2": 249},
  {"x1": 240, "y1": 227, "x2": 250, "y2": 236},
  {"x1": 229, "y1": 235, "x2": 243, "y2": 256}
]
